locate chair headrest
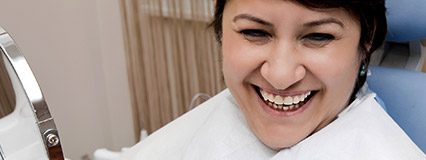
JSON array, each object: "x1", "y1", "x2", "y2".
[{"x1": 386, "y1": 0, "x2": 426, "y2": 42}]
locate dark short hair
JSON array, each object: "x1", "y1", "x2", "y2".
[{"x1": 211, "y1": 0, "x2": 387, "y2": 98}]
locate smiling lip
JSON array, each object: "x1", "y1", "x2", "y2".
[{"x1": 253, "y1": 85, "x2": 316, "y2": 117}]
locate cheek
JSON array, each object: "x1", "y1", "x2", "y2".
[
  {"x1": 302, "y1": 39, "x2": 360, "y2": 106},
  {"x1": 310, "y1": 47, "x2": 360, "y2": 102},
  {"x1": 320, "y1": 57, "x2": 358, "y2": 83},
  {"x1": 324, "y1": 60, "x2": 359, "y2": 98},
  {"x1": 222, "y1": 32, "x2": 264, "y2": 83},
  {"x1": 308, "y1": 39, "x2": 360, "y2": 85}
]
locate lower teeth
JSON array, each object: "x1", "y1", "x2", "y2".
[
  {"x1": 266, "y1": 101, "x2": 304, "y2": 111},
  {"x1": 283, "y1": 106, "x2": 289, "y2": 111}
]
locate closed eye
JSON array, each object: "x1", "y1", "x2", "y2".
[
  {"x1": 304, "y1": 33, "x2": 335, "y2": 41},
  {"x1": 238, "y1": 29, "x2": 272, "y2": 43},
  {"x1": 302, "y1": 33, "x2": 335, "y2": 47}
]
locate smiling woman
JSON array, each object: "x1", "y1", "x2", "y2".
[
  {"x1": 120, "y1": 0, "x2": 425, "y2": 159},
  {"x1": 221, "y1": 1, "x2": 365, "y2": 149}
]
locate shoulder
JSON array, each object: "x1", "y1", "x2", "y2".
[{"x1": 119, "y1": 89, "x2": 237, "y2": 159}]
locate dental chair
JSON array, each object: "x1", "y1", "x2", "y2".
[
  {"x1": 366, "y1": 0, "x2": 426, "y2": 153},
  {"x1": 367, "y1": 67, "x2": 426, "y2": 153},
  {"x1": 386, "y1": 0, "x2": 426, "y2": 42}
]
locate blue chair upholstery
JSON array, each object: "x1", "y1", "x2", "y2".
[
  {"x1": 367, "y1": 66, "x2": 426, "y2": 153},
  {"x1": 386, "y1": 0, "x2": 426, "y2": 42}
]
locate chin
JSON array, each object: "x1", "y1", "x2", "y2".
[{"x1": 255, "y1": 127, "x2": 309, "y2": 150}]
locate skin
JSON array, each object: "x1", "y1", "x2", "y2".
[{"x1": 221, "y1": 0, "x2": 362, "y2": 150}]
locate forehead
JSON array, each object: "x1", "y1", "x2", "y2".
[{"x1": 223, "y1": 0, "x2": 358, "y2": 26}]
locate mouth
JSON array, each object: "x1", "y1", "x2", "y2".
[{"x1": 253, "y1": 85, "x2": 317, "y2": 113}]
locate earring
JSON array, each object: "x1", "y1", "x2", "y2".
[{"x1": 359, "y1": 63, "x2": 367, "y2": 77}]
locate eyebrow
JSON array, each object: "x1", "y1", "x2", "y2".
[
  {"x1": 233, "y1": 14, "x2": 273, "y2": 27},
  {"x1": 233, "y1": 14, "x2": 344, "y2": 29},
  {"x1": 303, "y1": 18, "x2": 344, "y2": 28}
]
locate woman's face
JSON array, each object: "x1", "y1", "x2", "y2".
[{"x1": 222, "y1": 0, "x2": 361, "y2": 149}]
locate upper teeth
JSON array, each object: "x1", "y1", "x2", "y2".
[{"x1": 260, "y1": 89, "x2": 311, "y2": 105}]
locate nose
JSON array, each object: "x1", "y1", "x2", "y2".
[{"x1": 260, "y1": 44, "x2": 306, "y2": 90}]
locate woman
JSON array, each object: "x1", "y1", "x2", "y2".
[{"x1": 121, "y1": 0, "x2": 425, "y2": 159}]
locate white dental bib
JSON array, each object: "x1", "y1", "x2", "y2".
[
  {"x1": 270, "y1": 90, "x2": 424, "y2": 159},
  {"x1": 120, "y1": 88, "x2": 424, "y2": 160}
]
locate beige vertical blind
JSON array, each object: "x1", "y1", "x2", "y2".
[
  {"x1": 0, "y1": 54, "x2": 16, "y2": 118},
  {"x1": 120, "y1": 0, "x2": 224, "y2": 137}
]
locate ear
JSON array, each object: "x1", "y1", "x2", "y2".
[{"x1": 364, "y1": 43, "x2": 372, "y2": 53}]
